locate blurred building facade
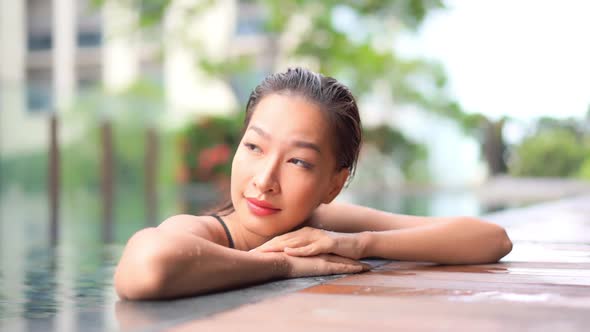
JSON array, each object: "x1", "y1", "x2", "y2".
[{"x1": 0, "y1": 0, "x2": 273, "y2": 157}]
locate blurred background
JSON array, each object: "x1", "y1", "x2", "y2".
[{"x1": 1, "y1": 0, "x2": 590, "y2": 331}]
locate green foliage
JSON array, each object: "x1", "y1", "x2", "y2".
[
  {"x1": 93, "y1": 0, "x2": 459, "y2": 122},
  {"x1": 261, "y1": 0, "x2": 443, "y2": 32},
  {"x1": 61, "y1": 123, "x2": 101, "y2": 192},
  {"x1": 578, "y1": 157, "x2": 590, "y2": 180},
  {"x1": 364, "y1": 124, "x2": 427, "y2": 176},
  {"x1": 260, "y1": 0, "x2": 478, "y2": 178},
  {"x1": 259, "y1": 0, "x2": 483, "y2": 134},
  {"x1": 0, "y1": 152, "x2": 48, "y2": 193},
  {"x1": 509, "y1": 125, "x2": 590, "y2": 178},
  {"x1": 199, "y1": 56, "x2": 255, "y2": 80},
  {"x1": 265, "y1": 2, "x2": 445, "y2": 97}
]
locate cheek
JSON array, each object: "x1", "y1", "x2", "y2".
[
  {"x1": 230, "y1": 150, "x2": 248, "y2": 194},
  {"x1": 283, "y1": 174, "x2": 322, "y2": 207},
  {"x1": 231, "y1": 147, "x2": 251, "y2": 174}
]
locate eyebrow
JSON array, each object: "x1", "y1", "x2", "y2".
[{"x1": 248, "y1": 125, "x2": 322, "y2": 154}]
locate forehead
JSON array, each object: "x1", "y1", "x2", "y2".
[{"x1": 248, "y1": 94, "x2": 331, "y2": 144}]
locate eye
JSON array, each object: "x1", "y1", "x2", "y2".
[
  {"x1": 243, "y1": 142, "x2": 261, "y2": 153},
  {"x1": 289, "y1": 158, "x2": 314, "y2": 170}
]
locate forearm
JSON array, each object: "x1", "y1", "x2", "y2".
[
  {"x1": 360, "y1": 217, "x2": 513, "y2": 264},
  {"x1": 115, "y1": 228, "x2": 287, "y2": 300}
]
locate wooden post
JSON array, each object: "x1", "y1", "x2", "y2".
[
  {"x1": 49, "y1": 113, "x2": 60, "y2": 246},
  {"x1": 483, "y1": 118, "x2": 508, "y2": 175},
  {"x1": 101, "y1": 121, "x2": 114, "y2": 243}
]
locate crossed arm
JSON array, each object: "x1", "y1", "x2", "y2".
[
  {"x1": 253, "y1": 202, "x2": 514, "y2": 265},
  {"x1": 114, "y1": 202, "x2": 513, "y2": 300}
]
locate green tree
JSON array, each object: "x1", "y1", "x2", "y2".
[{"x1": 508, "y1": 117, "x2": 590, "y2": 178}]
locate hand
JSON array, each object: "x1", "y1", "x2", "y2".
[
  {"x1": 250, "y1": 226, "x2": 367, "y2": 260},
  {"x1": 264, "y1": 251, "x2": 371, "y2": 278}
]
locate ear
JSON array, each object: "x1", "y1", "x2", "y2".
[{"x1": 322, "y1": 168, "x2": 350, "y2": 204}]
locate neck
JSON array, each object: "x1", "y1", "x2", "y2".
[{"x1": 223, "y1": 211, "x2": 274, "y2": 251}]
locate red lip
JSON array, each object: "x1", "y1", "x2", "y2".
[
  {"x1": 246, "y1": 198, "x2": 281, "y2": 216},
  {"x1": 246, "y1": 198, "x2": 280, "y2": 210}
]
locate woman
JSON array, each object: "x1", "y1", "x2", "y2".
[{"x1": 114, "y1": 68, "x2": 513, "y2": 300}]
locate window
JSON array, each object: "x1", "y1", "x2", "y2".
[
  {"x1": 26, "y1": 82, "x2": 52, "y2": 112},
  {"x1": 77, "y1": 31, "x2": 102, "y2": 48},
  {"x1": 28, "y1": 34, "x2": 52, "y2": 51}
]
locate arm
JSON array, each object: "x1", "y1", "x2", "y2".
[
  {"x1": 114, "y1": 227, "x2": 288, "y2": 300},
  {"x1": 114, "y1": 215, "x2": 370, "y2": 300},
  {"x1": 273, "y1": 202, "x2": 512, "y2": 264},
  {"x1": 307, "y1": 201, "x2": 484, "y2": 232},
  {"x1": 359, "y1": 217, "x2": 513, "y2": 264}
]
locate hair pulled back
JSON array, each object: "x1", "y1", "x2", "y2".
[
  {"x1": 209, "y1": 67, "x2": 362, "y2": 215},
  {"x1": 245, "y1": 67, "x2": 362, "y2": 180}
]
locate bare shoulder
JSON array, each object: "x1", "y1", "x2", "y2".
[{"x1": 157, "y1": 214, "x2": 227, "y2": 246}]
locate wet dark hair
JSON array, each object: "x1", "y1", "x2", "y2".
[{"x1": 207, "y1": 67, "x2": 362, "y2": 216}]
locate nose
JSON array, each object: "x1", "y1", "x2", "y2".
[{"x1": 253, "y1": 156, "x2": 280, "y2": 194}]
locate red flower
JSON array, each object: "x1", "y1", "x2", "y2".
[{"x1": 198, "y1": 143, "x2": 231, "y2": 175}]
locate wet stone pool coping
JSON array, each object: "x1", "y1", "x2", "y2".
[{"x1": 114, "y1": 259, "x2": 390, "y2": 332}]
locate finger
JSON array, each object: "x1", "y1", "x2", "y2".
[
  {"x1": 349, "y1": 264, "x2": 371, "y2": 273},
  {"x1": 284, "y1": 245, "x2": 320, "y2": 256},
  {"x1": 318, "y1": 253, "x2": 349, "y2": 263},
  {"x1": 256, "y1": 245, "x2": 284, "y2": 252},
  {"x1": 254, "y1": 232, "x2": 301, "y2": 251},
  {"x1": 320, "y1": 254, "x2": 362, "y2": 265},
  {"x1": 252, "y1": 239, "x2": 281, "y2": 252},
  {"x1": 250, "y1": 243, "x2": 273, "y2": 252},
  {"x1": 319, "y1": 254, "x2": 371, "y2": 271},
  {"x1": 328, "y1": 263, "x2": 365, "y2": 275},
  {"x1": 260, "y1": 236, "x2": 312, "y2": 251}
]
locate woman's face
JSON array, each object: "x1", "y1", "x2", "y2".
[{"x1": 230, "y1": 93, "x2": 348, "y2": 237}]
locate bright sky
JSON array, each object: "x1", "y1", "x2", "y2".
[{"x1": 402, "y1": 0, "x2": 590, "y2": 121}]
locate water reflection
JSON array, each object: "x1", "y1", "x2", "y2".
[
  {"x1": 114, "y1": 300, "x2": 186, "y2": 331},
  {"x1": 302, "y1": 283, "x2": 590, "y2": 308},
  {"x1": 0, "y1": 241, "x2": 120, "y2": 331},
  {"x1": 344, "y1": 188, "x2": 487, "y2": 217},
  {"x1": 24, "y1": 248, "x2": 58, "y2": 321}
]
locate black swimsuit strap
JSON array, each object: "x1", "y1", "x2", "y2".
[{"x1": 211, "y1": 214, "x2": 235, "y2": 249}]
